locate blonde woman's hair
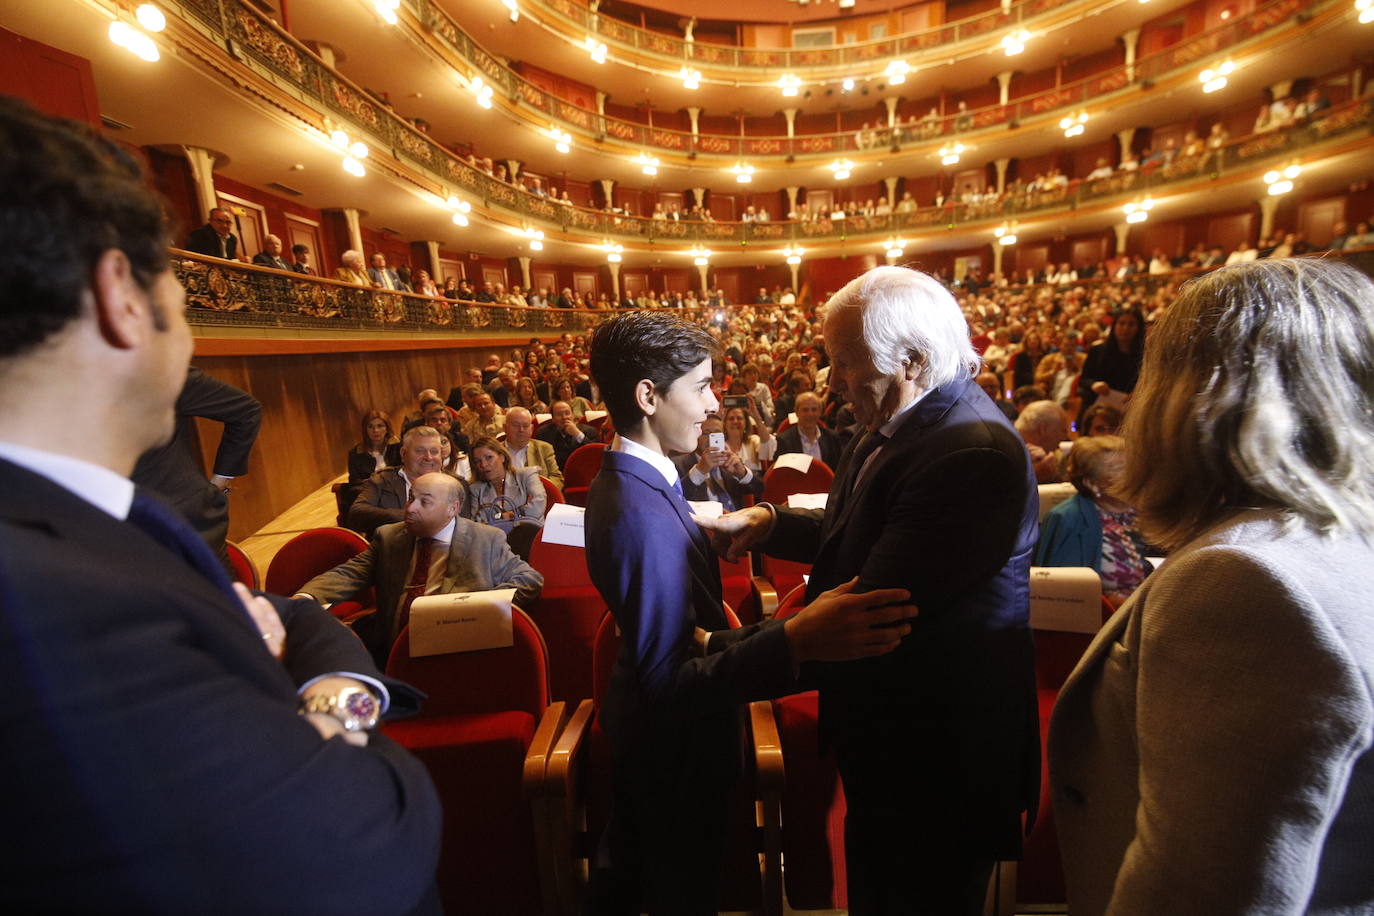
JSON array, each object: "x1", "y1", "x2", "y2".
[
  {"x1": 1120, "y1": 258, "x2": 1374, "y2": 550},
  {"x1": 1066, "y1": 435, "x2": 1125, "y2": 499}
]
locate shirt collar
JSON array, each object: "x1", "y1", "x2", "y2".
[
  {"x1": 877, "y1": 387, "x2": 930, "y2": 438},
  {"x1": 431, "y1": 517, "x2": 457, "y2": 545},
  {"x1": 612, "y1": 434, "x2": 680, "y2": 490},
  {"x1": 0, "y1": 441, "x2": 135, "y2": 520}
]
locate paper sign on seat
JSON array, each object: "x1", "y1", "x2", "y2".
[
  {"x1": 686, "y1": 500, "x2": 723, "y2": 519},
  {"x1": 772, "y1": 452, "x2": 813, "y2": 473},
  {"x1": 786, "y1": 492, "x2": 828, "y2": 510},
  {"x1": 409, "y1": 587, "x2": 517, "y2": 657},
  {"x1": 1028, "y1": 567, "x2": 1102, "y2": 634},
  {"x1": 542, "y1": 502, "x2": 587, "y2": 548},
  {"x1": 534, "y1": 413, "x2": 552, "y2": 425},
  {"x1": 584, "y1": 410, "x2": 608, "y2": 422}
]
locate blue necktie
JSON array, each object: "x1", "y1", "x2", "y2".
[
  {"x1": 127, "y1": 489, "x2": 239, "y2": 604},
  {"x1": 671, "y1": 478, "x2": 685, "y2": 500}
]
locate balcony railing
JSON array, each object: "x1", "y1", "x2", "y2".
[
  {"x1": 419, "y1": 0, "x2": 1329, "y2": 156},
  {"x1": 526, "y1": 0, "x2": 1088, "y2": 70}
]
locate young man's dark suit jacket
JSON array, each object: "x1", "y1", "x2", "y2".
[
  {"x1": 718, "y1": 374, "x2": 1040, "y2": 866},
  {"x1": 584, "y1": 448, "x2": 796, "y2": 913},
  {"x1": 0, "y1": 461, "x2": 441, "y2": 913},
  {"x1": 774, "y1": 423, "x2": 843, "y2": 471},
  {"x1": 184, "y1": 223, "x2": 238, "y2": 259}
]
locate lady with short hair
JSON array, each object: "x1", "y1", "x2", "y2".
[
  {"x1": 1034, "y1": 435, "x2": 1152, "y2": 604},
  {"x1": 1050, "y1": 259, "x2": 1374, "y2": 914}
]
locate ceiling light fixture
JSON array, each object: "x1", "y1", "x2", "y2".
[
  {"x1": 1060, "y1": 111, "x2": 1088, "y2": 138},
  {"x1": 501, "y1": 0, "x2": 520, "y2": 22},
  {"x1": 135, "y1": 4, "x2": 166, "y2": 32},
  {"x1": 546, "y1": 125, "x2": 572, "y2": 153},
  {"x1": 373, "y1": 0, "x2": 400, "y2": 25},
  {"x1": 783, "y1": 245, "x2": 804, "y2": 265},
  {"x1": 731, "y1": 163, "x2": 755, "y2": 184},
  {"x1": 637, "y1": 152, "x2": 659, "y2": 176},
  {"x1": 884, "y1": 60, "x2": 910, "y2": 85},
  {"x1": 341, "y1": 156, "x2": 365, "y2": 177},
  {"x1": 446, "y1": 194, "x2": 472, "y2": 226},
  {"x1": 585, "y1": 37, "x2": 608, "y2": 63},
  {"x1": 778, "y1": 73, "x2": 802, "y2": 97},
  {"x1": 884, "y1": 239, "x2": 906, "y2": 259},
  {"x1": 108, "y1": 20, "x2": 160, "y2": 62},
  {"x1": 939, "y1": 142, "x2": 964, "y2": 166},
  {"x1": 994, "y1": 223, "x2": 1018, "y2": 245},
  {"x1": 1123, "y1": 197, "x2": 1154, "y2": 223},
  {"x1": 679, "y1": 66, "x2": 701, "y2": 90},
  {"x1": 523, "y1": 227, "x2": 545, "y2": 251},
  {"x1": 829, "y1": 159, "x2": 854, "y2": 181},
  {"x1": 841, "y1": 77, "x2": 855, "y2": 92},
  {"x1": 689, "y1": 245, "x2": 712, "y2": 266},
  {"x1": 1199, "y1": 60, "x2": 1235, "y2": 93},
  {"x1": 1264, "y1": 163, "x2": 1301, "y2": 195},
  {"x1": 470, "y1": 76, "x2": 494, "y2": 109},
  {"x1": 603, "y1": 241, "x2": 624, "y2": 263},
  {"x1": 1358, "y1": 0, "x2": 1374, "y2": 22},
  {"x1": 1001, "y1": 29, "x2": 1030, "y2": 56}
]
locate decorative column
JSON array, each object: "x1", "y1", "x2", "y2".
[
  {"x1": 1122, "y1": 29, "x2": 1140, "y2": 82},
  {"x1": 883, "y1": 97, "x2": 899, "y2": 128},
  {"x1": 696, "y1": 262, "x2": 710, "y2": 295},
  {"x1": 1269, "y1": 80, "x2": 1295, "y2": 104},
  {"x1": 1116, "y1": 128, "x2": 1136, "y2": 164},
  {"x1": 882, "y1": 176, "x2": 899, "y2": 208},
  {"x1": 687, "y1": 107, "x2": 701, "y2": 138},
  {"x1": 1259, "y1": 195, "x2": 1281, "y2": 240},
  {"x1": 425, "y1": 241, "x2": 443, "y2": 279},
  {"x1": 608, "y1": 260, "x2": 621, "y2": 301},
  {"x1": 992, "y1": 242, "x2": 1005, "y2": 281},
  {"x1": 789, "y1": 257, "x2": 801, "y2": 293},
  {"x1": 598, "y1": 179, "x2": 616, "y2": 209},
  {"x1": 783, "y1": 108, "x2": 798, "y2": 138},
  {"x1": 1113, "y1": 222, "x2": 1130, "y2": 258},
  {"x1": 504, "y1": 160, "x2": 522, "y2": 182},
  {"x1": 341, "y1": 207, "x2": 364, "y2": 255},
  {"x1": 182, "y1": 146, "x2": 221, "y2": 220},
  {"x1": 595, "y1": 91, "x2": 608, "y2": 137},
  {"x1": 689, "y1": 187, "x2": 707, "y2": 209},
  {"x1": 994, "y1": 158, "x2": 1010, "y2": 194},
  {"x1": 785, "y1": 186, "x2": 801, "y2": 216},
  {"x1": 517, "y1": 256, "x2": 532, "y2": 290},
  {"x1": 996, "y1": 71, "x2": 1014, "y2": 106}
]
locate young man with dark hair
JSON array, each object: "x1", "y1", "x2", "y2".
[
  {"x1": 584, "y1": 310, "x2": 914, "y2": 914},
  {"x1": 0, "y1": 98, "x2": 440, "y2": 912}
]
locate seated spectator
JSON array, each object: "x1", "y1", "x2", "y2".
[
  {"x1": 1012, "y1": 384, "x2": 1047, "y2": 415},
  {"x1": 503, "y1": 407, "x2": 562, "y2": 488},
  {"x1": 290, "y1": 243, "x2": 315, "y2": 275},
  {"x1": 536, "y1": 400, "x2": 598, "y2": 469},
  {"x1": 252, "y1": 234, "x2": 291, "y2": 270},
  {"x1": 1035, "y1": 344, "x2": 1083, "y2": 408},
  {"x1": 1078, "y1": 308, "x2": 1144, "y2": 420},
  {"x1": 1085, "y1": 158, "x2": 1114, "y2": 181},
  {"x1": 1205, "y1": 121, "x2": 1230, "y2": 149},
  {"x1": 673, "y1": 415, "x2": 764, "y2": 513},
  {"x1": 300, "y1": 472, "x2": 542, "y2": 666},
  {"x1": 1343, "y1": 221, "x2": 1374, "y2": 249},
  {"x1": 977, "y1": 370, "x2": 1018, "y2": 422},
  {"x1": 348, "y1": 426, "x2": 444, "y2": 536},
  {"x1": 490, "y1": 367, "x2": 519, "y2": 409},
  {"x1": 334, "y1": 249, "x2": 371, "y2": 286},
  {"x1": 775, "y1": 391, "x2": 841, "y2": 469},
  {"x1": 1295, "y1": 85, "x2": 1330, "y2": 121},
  {"x1": 1148, "y1": 249, "x2": 1172, "y2": 274},
  {"x1": 347, "y1": 410, "x2": 399, "y2": 483},
  {"x1": 1015, "y1": 399, "x2": 1070, "y2": 483},
  {"x1": 1225, "y1": 240, "x2": 1259, "y2": 264},
  {"x1": 185, "y1": 207, "x2": 246, "y2": 261},
  {"x1": 368, "y1": 253, "x2": 410, "y2": 292},
  {"x1": 417, "y1": 399, "x2": 469, "y2": 454},
  {"x1": 511, "y1": 376, "x2": 547, "y2": 414},
  {"x1": 436, "y1": 429, "x2": 469, "y2": 479},
  {"x1": 722, "y1": 402, "x2": 776, "y2": 473},
  {"x1": 467, "y1": 437, "x2": 546, "y2": 558},
  {"x1": 401, "y1": 389, "x2": 441, "y2": 430},
  {"x1": 462, "y1": 392, "x2": 505, "y2": 442},
  {"x1": 552, "y1": 377, "x2": 593, "y2": 421},
  {"x1": 1034, "y1": 435, "x2": 1152, "y2": 605},
  {"x1": 1079, "y1": 402, "x2": 1123, "y2": 438},
  {"x1": 1009, "y1": 330, "x2": 1048, "y2": 390},
  {"x1": 412, "y1": 269, "x2": 438, "y2": 297}
]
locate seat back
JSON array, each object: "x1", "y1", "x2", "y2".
[
  {"x1": 264, "y1": 527, "x2": 370, "y2": 596},
  {"x1": 774, "y1": 582, "x2": 807, "y2": 620},
  {"x1": 527, "y1": 525, "x2": 603, "y2": 702},
  {"x1": 385, "y1": 608, "x2": 550, "y2": 719},
  {"x1": 718, "y1": 552, "x2": 754, "y2": 613},
  {"x1": 562, "y1": 443, "x2": 607, "y2": 490},
  {"x1": 761, "y1": 459, "x2": 835, "y2": 507},
  {"x1": 224, "y1": 539, "x2": 260, "y2": 588},
  {"x1": 539, "y1": 475, "x2": 565, "y2": 517}
]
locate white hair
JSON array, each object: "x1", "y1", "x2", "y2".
[
  {"x1": 341, "y1": 249, "x2": 362, "y2": 267},
  {"x1": 824, "y1": 265, "x2": 980, "y2": 389}
]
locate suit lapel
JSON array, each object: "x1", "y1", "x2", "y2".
[{"x1": 604, "y1": 450, "x2": 712, "y2": 561}]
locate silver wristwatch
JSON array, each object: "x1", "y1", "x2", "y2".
[{"x1": 299, "y1": 685, "x2": 380, "y2": 732}]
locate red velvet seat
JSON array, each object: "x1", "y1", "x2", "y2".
[
  {"x1": 383, "y1": 610, "x2": 566, "y2": 916},
  {"x1": 264, "y1": 526, "x2": 374, "y2": 622},
  {"x1": 539, "y1": 475, "x2": 565, "y2": 517},
  {"x1": 760, "y1": 458, "x2": 834, "y2": 507},
  {"x1": 526, "y1": 525, "x2": 605, "y2": 702},
  {"x1": 561, "y1": 443, "x2": 607, "y2": 507},
  {"x1": 224, "y1": 538, "x2": 259, "y2": 588}
]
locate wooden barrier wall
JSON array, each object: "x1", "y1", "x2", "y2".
[{"x1": 191, "y1": 337, "x2": 544, "y2": 541}]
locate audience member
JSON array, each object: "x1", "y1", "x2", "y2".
[
  {"x1": 1078, "y1": 309, "x2": 1144, "y2": 421},
  {"x1": 1035, "y1": 435, "x2": 1152, "y2": 604},
  {"x1": 290, "y1": 243, "x2": 315, "y2": 274},
  {"x1": 775, "y1": 391, "x2": 842, "y2": 469},
  {"x1": 335, "y1": 249, "x2": 371, "y2": 285},
  {"x1": 1015, "y1": 399, "x2": 1071, "y2": 483},
  {"x1": 299, "y1": 472, "x2": 542, "y2": 667},
  {"x1": 503, "y1": 407, "x2": 562, "y2": 487},
  {"x1": 977, "y1": 370, "x2": 1018, "y2": 422},
  {"x1": 673, "y1": 414, "x2": 764, "y2": 513},
  {"x1": 348, "y1": 425, "x2": 443, "y2": 535},
  {"x1": 185, "y1": 206, "x2": 246, "y2": 261},
  {"x1": 462, "y1": 392, "x2": 505, "y2": 441},
  {"x1": 368, "y1": 253, "x2": 410, "y2": 292},
  {"x1": 466, "y1": 436, "x2": 546, "y2": 558},
  {"x1": 722, "y1": 402, "x2": 776, "y2": 473},
  {"x1": 1079, "y1": 402, "x2": 1123, "y2": 437},
  {"x1": 536, "y1": 400, "x2": 598, "y2": 469},
  {"x1": 347, "y1": 409, "x2": 399, "y2": 483},
  {"x1": 251, "y1": 234, "x2": 291, "y2": 270}
]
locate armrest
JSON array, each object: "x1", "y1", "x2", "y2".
[
  {"x1": 748, "y1": 700, "x2": 785, "y2": 795},
  {"x1": 750, "y1": 575, "x2": 779, "y2": 619},
  {"x1": 330, "y1": 601, "x2": 373, "y2": 625},
  {"x1": 546, "y1": 697, "x2": 595, "y2": 805},
  {"x1": 522, "y1": 700, "x2": 569, "y2": 799}
]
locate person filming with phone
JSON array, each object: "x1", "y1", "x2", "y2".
[{"x1": 673, "y1": 414, "x2": 763, "y2": 513}]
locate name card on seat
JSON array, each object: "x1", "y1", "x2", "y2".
[
  {"x1": 409, "y1": 587, "x2": 517, "y2": 657},
  {"x1": 773, "y1": 452, "x2": 814, "y2": 473},
  {"x1": 687, "y1": 499, "x2": 723, "y2": 519},
  {"x1": 541, "y1": 502, "x2": 587, "y2": 548},
  {"x1": 786, "y1": 492, "x2": 829, "y2": 510},
  {"x1": 585, "y1": 410, "x2": 608, "y2": 422},
  {"x1": 1037, "y1": 482, "x2": 1076, "y2": 521},
  {"x1": 534, "y1": 412, "x2": 552, "y2": 425},
  {"x1": 1029, "y1": 566, "x2": 1102, "y2": 634}
]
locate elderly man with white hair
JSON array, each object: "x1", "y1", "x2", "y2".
[
  {"x1": 334, "y1": 249, "x2": 370, "y2": 286},
  {"x1": 251, "y1": 234, "x2": 290, "y2": 270},
  {"x1": 700, "y1": 265, "x2": 1041, "y2": 915},
  {"x1": 1015, "y1": 398, "x2": 1071, "y2": 483}
]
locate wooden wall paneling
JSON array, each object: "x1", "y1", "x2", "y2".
[
  {"x1": 573, "y1": 271, "x2": 599, "y2": 296},
  {"x1": 482, "y1": 266, "x2": 507, "y2": 289},
  {"x1": 438, "y1": 257, "x2": 464, "y2": 284},
  {"x1": 284, "y1": 214, "x2": 322, "y2": 269},
  {"x1": 1140, "y1": 221, "x2": 1185, "y2": 257},
  {"x1": 216, "y1": 191, "x2": 268, "y2": 260},
  {"x1": 1016, "y1": 244, "x2": 1050, "y2": 276},
  {"x1": 662, "y1": 270, "x2": 690, "y2": 293},
  {"x1": 532, "y1": 269, "x2": 558, "y2": 295},
  {"x1": 806, "y1": 189, "x2": 834, "y2": 213},
  {"x1": 1207, "y1": 210, "x2": 1255, "y2": 251},
  {"x1": 953, "y1": 167, "x2": 985, "y2": 195},
  {"x1": 1298, "y1": 196, "x2": 1346, "y2": 247},
  {"x1": 1071, "y1": 235, "x2": 1108, "y2": 267},
  {"x1": 622, "y1": 272, "x2": 649, "y2": 295},
  {"x1": 0, "y1": 27, "x2": 101, "y2": 126}
]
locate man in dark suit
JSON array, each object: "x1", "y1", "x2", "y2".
[
  {"x1": 290, "y1": 243, "x2": 315, "y2": 274},
  {"x1": 701, "y1": 266, "x2": 1040, "y2": 915},
  {"x1": 348, "y1": 426, "x2": 444, "y2": 536},
  {"x1": 775, "y1": 390, "x2": 843, "y2": 470},
  {"x1": 584, "y1": 312, "x2": 912, "y2": 915},
  {"x1": 184, "y1": 206, "x2": 243, "y2": 261},
  {"x1": 672, "y1": 414, "x2": 763, "y2": 513},
  {"x1": 251, "y1": 233, "x2": 291, "y2": 270},
  {"x1": 0, "y1": 96, "x2": 440, "y2": 913},
  {"x1": 300, "y1": 473, "x2": 542, "y2": 667},
  {"x1": 131, "y1": 366, "x2": 262, "y2": 568},
  {"x1": 367, "y1": 252, "x2": 411, "y2": 292},
  {"x1": 535, "y1": 400, "x2": 597, "y2": 470}
]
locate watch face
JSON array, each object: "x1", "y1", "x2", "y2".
[{"x1": 342, "y1": 689, "x2": 378, "y2": 724}]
